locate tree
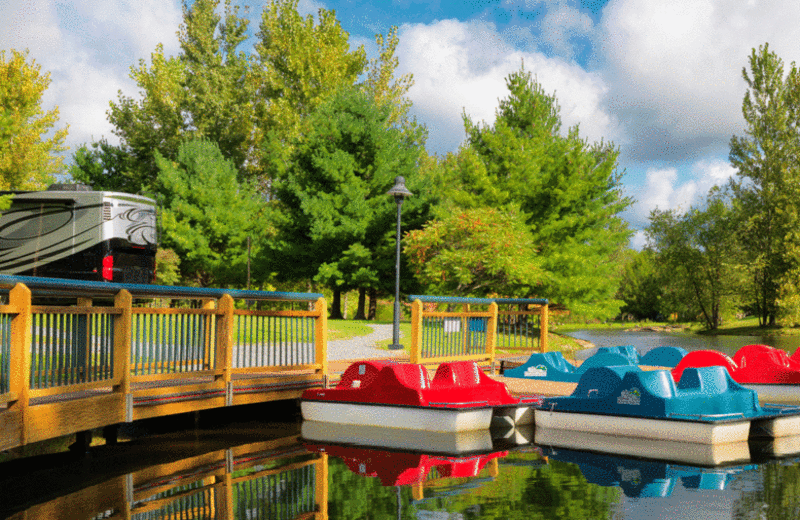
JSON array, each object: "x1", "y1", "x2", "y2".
[
  {"x1": 405, "y1": 207, "x2": 544, "y2": 297},
  {"x1": 267, "y1": 86, "x2": 430, "y2": 318},
  {"x1": 154, "y1": 139, "x2": 268, "y2": 287},
  {"x1": 729, "y1": 43, "x2": 800, "y2": 326},
  {"x1": 69, "y1": 0, "x2": 256, "y2": 193},
  {"x1": 431, "y1": 66, "x2": 631, "y2": 317},
  {"x1": 616, "y1": 249, "x2": 664, "y2": 321},
  {"x1": 646, "y1": 190, "x2": 744, "y2": 329},
  {"x1": 0, "y1": 49, "x2": 68, "y2": 203}
]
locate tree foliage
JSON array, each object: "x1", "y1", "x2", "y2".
[
  {"x1": 729, "y1": 43, "x2": 800, "y2": 326},
  {"x1": 616, "y1": 249, "x2": 664, "y2": 321},
  {"x1": 646, "y1": 190, "x2": 744, "y2": 329},
  {"x1": 427, "y1": 67, "x2": 631, "y2": 316},
  {"x1": 267, "y1": 86, "x2": 430, "y2": 317},
  {"x1": 405, "y1": 207, "x2": 543, "y2": 297},
  {"x1": 0, "y1": 49, "x2": 68, "y2": 199},
  {"x1": 154, "y1": 139, "x2": 268, "y2": 287}
]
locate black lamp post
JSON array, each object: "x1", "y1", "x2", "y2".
[{"x1": 387, "y1": 176, "x2": 413, "y2": 350}]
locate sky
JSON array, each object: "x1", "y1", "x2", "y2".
[{"x1": 3, "y1": 0, "x2": 800, "y2": 248}]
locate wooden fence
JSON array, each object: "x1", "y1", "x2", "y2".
[
  {"x1": 0, "y1": 275, "x2": 328, "y2": 452},
  {"x1": 408, "y1": 296, "x2": 549, "y2": 366}
]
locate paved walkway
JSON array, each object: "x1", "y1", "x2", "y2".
[{"x1": 326, "y1": 323, "x2": 406, "y2": 362}]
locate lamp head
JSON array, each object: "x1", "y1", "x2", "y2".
[{"x1": 386, "y1": 176, "x2": 413, "y2": 200}]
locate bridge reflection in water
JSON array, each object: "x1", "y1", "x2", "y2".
[{"x1": 3, "y1": 427, "x2": 329, "y2": 520}]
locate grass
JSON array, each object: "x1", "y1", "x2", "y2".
[
  {"x1": 552, "y1": 315, "x2": 800, "y2": 337},
  {"x1": 327, "y1": 319, "x2": 378, "y2": 341}
]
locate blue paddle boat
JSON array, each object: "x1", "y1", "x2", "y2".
[
  {"x1": 504, "y1": 346, "x2": 688, "y2": 384},
  {"x1": 534, "y1": 365, "x2": 800, "y2": 444}
]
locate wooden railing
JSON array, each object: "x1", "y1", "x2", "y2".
[
  {"x1": 0, "y1": 275, "x2": 328, "y2": 451},
  {"x1": 7, "y1": 435, "x2": 328, "y2": 520},
  {"x1": 408, "y1": 296, "x2": 549, "y2": 366}
]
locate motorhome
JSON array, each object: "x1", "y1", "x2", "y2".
[{"x1": 0, "y1": 184, "x2": 157, "y2": 284}]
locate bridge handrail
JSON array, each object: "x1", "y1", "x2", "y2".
[
  {"x1": 0, "y1": 280, "x2": 328, "y2": 451},
  {"x1": 0, "y1": 274, "x2": 323, "y2": 302},
  {"x1": 409, "y1": 295, "x2": 550, "y2": 365}
]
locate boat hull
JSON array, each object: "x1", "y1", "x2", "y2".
[
  {"x1": 301, "y1": 420, "x2": 494, "y2": 454},
  {"x1": 301, "y1": 400, "x2": 494, "y2": 432},
  {"x1": 534, "y1": 409, "x2": 751, "y2": 444}
]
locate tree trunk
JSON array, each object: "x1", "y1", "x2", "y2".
[
  {"x1": 329, "y1": 287, "x2": 344, "y2": 320},
  {"x1": 367, "y1": 288, "x2": 378, "y2": 320},
  {"x1": 354, "y1": 287, "x2": 367, "y2": 320}
]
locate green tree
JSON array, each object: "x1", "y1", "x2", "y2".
[
  {"x1": 405, "y1": 207, "x2": 544, "y2": 297},
  {"x1": 646, "y1": 190, "x2": 743, "y2": 329},
  {"x1": 0, "y1": 49, "x2": 68, "y2": 204},
  {"x1": 71, "y1": 0, "x2": 256, "y2": 193},
  {"x1": 616, "y1": 249, "x2": 664, "y2": 321},
  {"x1": 154, "y1": 139, "x2": 268, "y2": 287},
  {"x1": 729, "y1": 43, "x2": 800, "y2": 326},
  {"x1": 267, "y1": 86, "x2": 429, "y2": 318},
  {"x1": 432, "y1": 66, "x2": 631, "y2": 317}
]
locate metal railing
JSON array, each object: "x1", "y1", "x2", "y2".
[
  {"x1": 0, "y1": 311, "x2": 11, "y2": 396},
  {"x1": 408, "y1": 295, "x2": 549, "y2": 365}
]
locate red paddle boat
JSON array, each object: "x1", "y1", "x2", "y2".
[
  {"x1": 672, "y1": 344, "x2": 800, "y2": 405},
  {"x1": 301, "y1": 360, "x2": 539, "y2": 432}
]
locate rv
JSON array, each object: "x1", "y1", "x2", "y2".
[{"x1": 0, "y1": 184, "x2": 157, "y2": 284}]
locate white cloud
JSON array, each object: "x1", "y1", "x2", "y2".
[
  {"x1": 599, "y1": 0, "x2": 800, "y2": 162},
  {"x1": 1, "y1": 0, "x2": 182, "y2": 152},
  {"x1": 396, "y1": 18, "x2": 617, "y2": 154},
  {"x1": 626, "y1": 158, "x2": 736, "y2": 229}
]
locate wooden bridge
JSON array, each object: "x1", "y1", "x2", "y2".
[{"x1": 0, "y1": 275, "x2": 549, "y2": 453}]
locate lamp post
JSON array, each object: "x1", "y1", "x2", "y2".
[{"x1": 387, "y1": 176, "x2": 413, "y2": 350}]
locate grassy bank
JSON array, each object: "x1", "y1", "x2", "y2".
[{"x1": 553, "y1": 316, "x2": 800, "y2": 337}]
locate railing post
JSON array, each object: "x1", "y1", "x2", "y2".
[
  {"x1": 202, "y1": 299, "x2": 215, "y2": 370},
  {"x1": 9, "y1": 283, "x2": 32, "y2": 446},
  {"x1": 314, "y1": 297, "x2": 328, "y2": 381},
  {"x1": 540, "y1": 304, "x2": 549, "y2": 353},
  {"x1": 410, "y1": 299, "x2": 423, "y2": 364},
  {"x1": 487, "y1": 302, "x2": 497, "y2": 367},
  {"x1": 216, "y1": 295, "x2": 234, "y2": 403},
  {"x1": 461, "y1": 304, "x2": 469, "y2": 355},
  {"x1": 77, "y1": 297, "x2": 92, "y2": 382},
  {"x1": 114, "y1": 290, "x2": 132, "y2": 421}
]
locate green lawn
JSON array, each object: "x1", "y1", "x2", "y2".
[{"x1": 327, "y1": 319, "x2": 378, "y2": 341}]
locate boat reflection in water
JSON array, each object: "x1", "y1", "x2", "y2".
[
  {"x1": 4, "y1": 434, "x2": 329, "y2": 520},
  {"x1": 538, "y1": 442, "x2": 756, "y2": 498},
  {"x1": 302, "y1": 424, "x2": 513, "y2": 502}
]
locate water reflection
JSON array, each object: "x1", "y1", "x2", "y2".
[
  {"x1": 6, "y1": 416, "x2": 800, "y2": 519},
  {"x1": 538, "y1": 443, "x2": 756, "y2": 498}
]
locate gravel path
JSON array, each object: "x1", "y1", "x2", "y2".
[{"x1": 326, "y1": 323, "x2": 405, "y2": 361}]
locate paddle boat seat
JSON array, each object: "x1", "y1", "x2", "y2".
[
  {"x1": 503, "y1": 350, "x2": 636, "y2": 382},
  {"x1": 639, "y1": 346, "x2": 688, "y2": 367},
  {"x1": 673, "y1": 345, "x2": 800, "y2": 385}
]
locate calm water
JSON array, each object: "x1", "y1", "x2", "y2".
[
  {"x1": 3, "y1": 329, "x2": 800, "y2": 520},
  {"x1": 564, "y1": 328, "x2": 800, "y2": 358}
]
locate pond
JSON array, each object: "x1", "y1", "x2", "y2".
[
  {"x1": 3, "y1": 407, "x2": 800, "y2": 520},
  {"x1": 563, "y1": 328, "x2": 800, "y2": 357}
]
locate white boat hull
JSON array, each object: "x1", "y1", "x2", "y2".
[
  {"x1": 750, "y1": 413, "x2": 800, "y2": 437},
  {"x1": 534, "y1": 409, "x2": 751, "y2": 444},
  {"x1": 301, "y1": 420, "x2": 494, "y2": 454},
  {"x1": 535, "y1": 427, "x2": 751, "y2": 467},
  {"x1": 301, "y1": 401, "x2": 494, "y2": 432}
]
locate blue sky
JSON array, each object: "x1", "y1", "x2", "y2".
[{"x1": 3, "y1": 0, "x2": 800, "y2": 248}]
